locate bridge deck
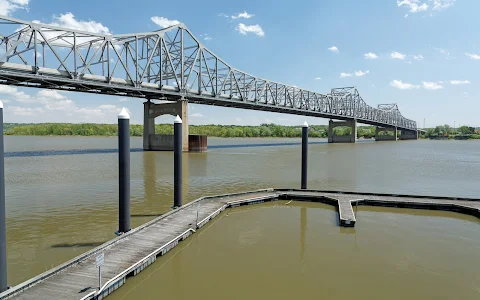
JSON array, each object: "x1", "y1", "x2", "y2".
[{"x1": 1, "y1": 189, "x2": 479, "y2": 300}]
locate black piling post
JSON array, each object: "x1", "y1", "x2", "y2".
[
  {"x1": 301, "y1": 121, "x2": 308, "y2": 190},
  {"x1": 173, "y1": 115, "x2": 182, "y2": 209},
  {"x1": 0, "y1": 101, "x2": 7, "y2": 292},
  {"x1": 118, "y1": 108, "x2": 130, "y2": 234}
]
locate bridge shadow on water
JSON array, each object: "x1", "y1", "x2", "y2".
[{"x1": 5, "y1": 140, "x2": 375, "y2": 158}]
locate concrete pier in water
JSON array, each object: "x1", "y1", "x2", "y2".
[
  {"x1": 143, "y1": 100, "x2": 189, "y2": 152},
  {"x1": 375, "y1": 126, "x2": 397, "y2": 141},
  {"x1": 1, "y1": 189, "x2": 478, "y2": 300},
  {"x1": 399, "y1": 129, "x2": 419, "y2": 140},
  {"x1": 328, "y1": 119, "x2": 357, "y2": 143}
]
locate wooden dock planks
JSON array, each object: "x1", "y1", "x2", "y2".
[
  {"x1": 1, "y1": 188, "x2": 479, "y2": 300},
  {"x1": 278, "y1": 189, "x2": 480, "y2": 227}
]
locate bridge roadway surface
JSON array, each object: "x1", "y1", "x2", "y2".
[{"x1": 1, "y1": 189, "x2": 479, "y2": 300}]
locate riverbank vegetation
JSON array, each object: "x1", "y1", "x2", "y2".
[
  {"x1": 424, "y1": 125, "x2": 480, "y2": 140},
  {"x1": 4, "y1": 123, "x2": 378, "y2": 138},
  {"x1": 3, "y1": 123, "x2": 479, "y2": 139}
]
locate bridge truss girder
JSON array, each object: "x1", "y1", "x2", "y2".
[{"x1": 0, "y1": 16, "x2": 416, "y2": 130}]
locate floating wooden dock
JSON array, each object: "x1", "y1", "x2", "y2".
[{"x1": 1, "y1": 189, "x2": 479, "y2": 300}]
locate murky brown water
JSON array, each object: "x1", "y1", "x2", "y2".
[
  {"x1": 3, "y1": 136, "x2": 480, "y2": 295},
  {"x1": 107, "y1": 202, "x2": 480, "y2": 300}
]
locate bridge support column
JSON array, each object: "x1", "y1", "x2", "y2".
[
  {"x1": 328, "y1": 119, "x2": 357, "y2": 143},
  {"x1": 375, "y1": 127, "x2": 397, "y2": 141},
  {"x1": 143, "y1": 101, "x2": 155, "y2": 150},
  {"x1": 399, "y1": 129, "x2": 418, "y2": 140},
  {"x1": 143, "y1": 99, "x2": 189, "y2": 151}
]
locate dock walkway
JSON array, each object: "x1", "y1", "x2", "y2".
[
  {"x1": 1, "y1": 189, "x2": 479, "y2": 300},
  {"x1": 278, "y1": 189, "x2": 480, "y2": 226}
]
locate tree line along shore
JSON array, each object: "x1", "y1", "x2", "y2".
[{"x1": 3, "y1": 123, "x2": 480, "y2": 139}]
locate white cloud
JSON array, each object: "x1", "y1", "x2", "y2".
[
  {"x1": 47, "y1": 13, "x2": 110, "y2": 34},
  {"x1": 74, "y1": 105, "x2": 119, "y2": 116},
  {"x1": 364, "y1": 52, "x2": 378, "y2": 59},
  {"x1": 235, "y1": 23, "x2": 264, "y2": 37},
  {"x1": 390, "y1": 51, "x2": 406, "y2": 59},
  {"x1": 354, "y1": 70, "x2": 370, "y2": 77},
  {"x1": 465, "y1": 53, "x2": 480, "y2": 60},
  {"x1": 328, "y1": 46, "x2": 339, "y2": 53},
  {"x1": 231, "y1": 11, "x2": 255, "y2": 19},
  {"x1": 422, "y1": 81, "x2": 444, "y2": 90},
  {"x1": 190, "y1": 113, "x2": 204, "y2": 117},
  {"x1": 340, "y1": 73, "x2": 353, "y2": 78},
  {"x1": 397, "y1": 0, "x2": 429, "y2": 13},
  {"x1": 397, "y1": 0, "x2": 428, "y2": 12},
  {"x1": 25, "y1": 13, "x2": 110, "y2": 48},
  {"x1": 431, "y1": 0, "x2": 455, "y2": 11},
  {"x1": 433, "y1": 48, "x2": 453, "y2": 59},
  {"x1": 436, "y1": 48, "x2": 449, "y2": 55},
  {"x1": 10, "y1": 0, "x2": 29, "y2": 4},
  {"x1": 9, "y1": 106, "x2": 44, "y2": 116},
  {"x1": 32, "y1": 51, "x2": 42, "y2": 58},
  {"x1": 37, "y1": 89, "x2": 65, "y2": 101},
  {"x1": 45, "y1": 99, "x2": 76, "y2": 110},
  {"x1": 200, "y1": 33, "x2": 212, "y2": 41},
  {"x1": 398, "y1": 0, "x2": 454, "y2": 15},
  {"x1": 0, "y1": 0, "x2": 29, "y2": 16},
  {"x1": 0, "y1": 85, "x2": 31, "y2": 102},
  {"x1": 413, "y1": 54, "x2": 424, "y2": 60},
  {"x1": 314, "y1": 77, "x2": 321, "y2": 80},
  {"x1": 98, "y1": 104, "x2": 116, "y2": 110},
  {"x1": 3, "y1": 88, "x2": 125, "y2": 122},
  {"x1": 151, "y1": 16, "x2": 180, "y2": 28},
  {"x1": 450, "y1": 80, "x2": 470, "y2": 85},
  {"x1": 118, "y1": 97, "x2": 130, "y2": 102},
  {"x1": 390, "y1": 80, "x2": 420, "y2": 89}
]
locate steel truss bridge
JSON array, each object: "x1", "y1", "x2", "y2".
[{"x1": 0, "y1": 16, "x2": 416, "y2": 130}]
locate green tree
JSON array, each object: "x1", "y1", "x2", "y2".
[{"x1": 458, "y1": 126, "x2": 473, "y2": 135}]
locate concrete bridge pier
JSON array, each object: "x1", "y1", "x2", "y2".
[
  {"x1": 328, "y1": 119, "x2": 357, "y2": 143},
  {"x1": 375, "y1": 126, "x2": 397, "y2": 141},
  {"x1": 143, "y1": 99, "x2": 189, "y2": 151},
  {"x1": 399, "y1": 129, "x2": 418, "y2": 140}
]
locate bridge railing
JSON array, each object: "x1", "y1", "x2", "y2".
[{"x1": 0, "y1": 16, "x2": 416, "y2": 130}]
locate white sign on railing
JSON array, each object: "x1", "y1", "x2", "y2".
[
  {"x1": 96, "y1": 253, "x2": 104, "y2": 289},
  {"x1": 96, "y1": 253, "x2": 104, "y2": 267}
]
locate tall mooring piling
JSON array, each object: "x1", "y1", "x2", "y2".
[
  {"x1": 118, "y1": 107, "x2": 131, "y2": 234},
  {"x1": 301, "y1": 121, "x2": 308, "y2": 190},
  {"x1": 0, "y1": 101, "x2": 7, "y2": 293},
  {"x1": 173, "y1": 115, "x2": 183, "y2": 209}
]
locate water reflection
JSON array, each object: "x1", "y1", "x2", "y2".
[
  {"x1": 300, "y1": 207, "x2": 306, "y2": 263},
  {"x1": 143, "y1": 151, "x2": 156, "y2": 205},
  {"x1": 50, "y1": 242, "x2": 104, "y2": 248},
  {"x1": 3, "y1": 140, "x2": 374, "y2": 158},
  {"x1": 141, "y1": 151, "x2": 192, "y2": 212}
]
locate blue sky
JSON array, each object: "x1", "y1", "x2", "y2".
[{"x1": 0, "y1": 0, "x2": 477, "y2": 127}]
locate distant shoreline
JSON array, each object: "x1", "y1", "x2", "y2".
[
  {"x1": 3, "y1": 123, "x2": 479, "y2": 140},
  {"x1": 2, "y1": 123, "x2": 371, "y2": 139}
]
